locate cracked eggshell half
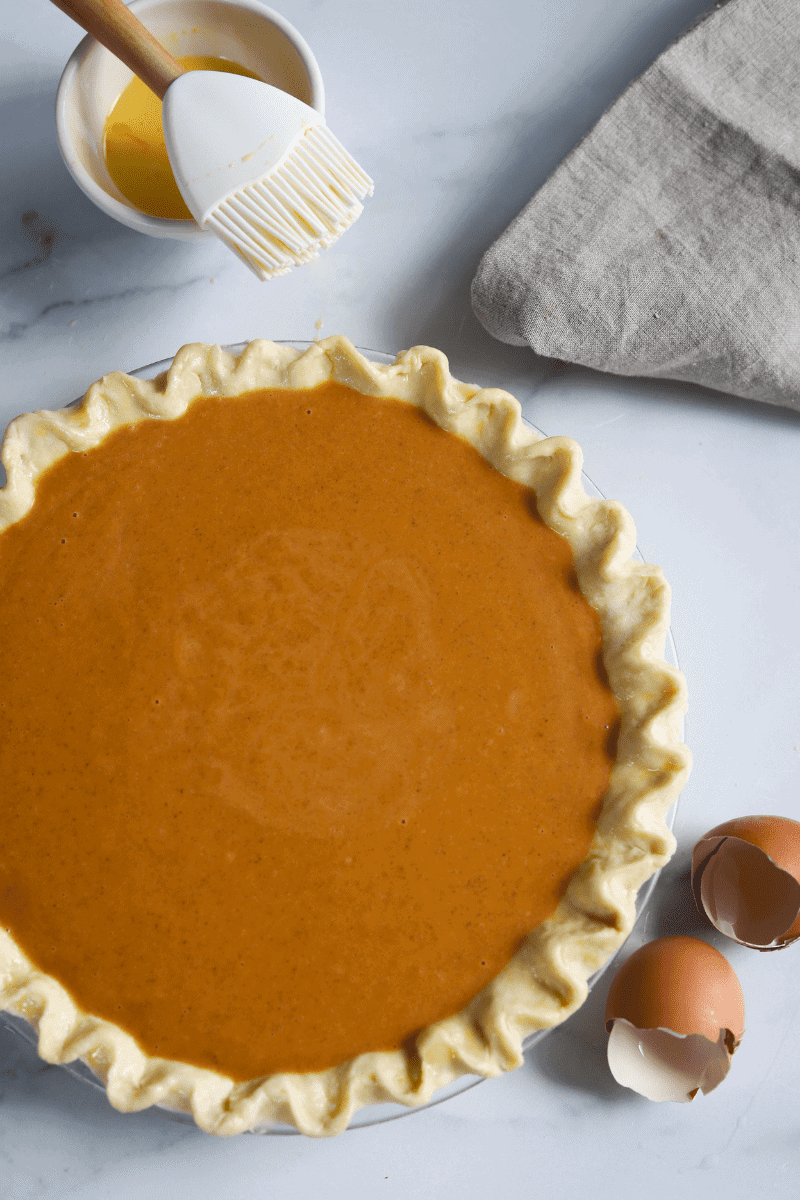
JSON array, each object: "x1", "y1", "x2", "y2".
[
  {"x1": 605, "y1": 936, "x2": 745, "y2": 1102},
  {"x1": 692, "y1": 815, "x2": 800, "y2": 950}
]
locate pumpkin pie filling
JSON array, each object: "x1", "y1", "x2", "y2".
[{"x1": 0, "y1": 380, "x2": 618, "y2": 1081}]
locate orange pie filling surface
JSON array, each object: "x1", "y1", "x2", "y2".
[{"x1": 0, "y1": 382, "x2": 618, "y2": 1081}]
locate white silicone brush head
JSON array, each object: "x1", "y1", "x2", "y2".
[{"x1": 162, "y1": 71, "x2": 373, "y2": 278}]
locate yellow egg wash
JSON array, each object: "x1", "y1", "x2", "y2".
[{"x1": 103, "y1": 56, "x2": 261, "y2": 220}]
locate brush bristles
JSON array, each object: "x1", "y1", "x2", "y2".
[{"x1": 206, "y1": 124, "x2": 374, "y2": 280}]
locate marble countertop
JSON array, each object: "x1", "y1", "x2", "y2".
[{"x1": 2, "y1": 1, "x2": 799, "y2": 1196}]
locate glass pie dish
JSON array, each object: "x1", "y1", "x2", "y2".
[{"x1": 0, "y1": 339, "x2": 687, "y2": 1134}]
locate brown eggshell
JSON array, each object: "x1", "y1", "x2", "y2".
[
  {"x1": 692, "y1": 815, "x2": 800, "y2": 946},
  {"x1": 605, "y1": 935, "x2": 745, "y2": 1046}
]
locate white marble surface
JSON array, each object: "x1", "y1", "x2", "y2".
[{"x1": 2, "y1": 0, "x2": 800, "y2": 1195}]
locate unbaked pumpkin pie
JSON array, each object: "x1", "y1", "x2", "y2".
[{"x1": 0, "y1": 337, "x2": 690, "y2": 1135}]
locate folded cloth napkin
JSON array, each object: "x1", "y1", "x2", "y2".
[{"x1": 471, "y1": 0, "x2": 800, "y2": 409}]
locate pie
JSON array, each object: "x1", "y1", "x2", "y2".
[{"x1": 0, "y1": 337, "x2": 690, "y2": 1135}]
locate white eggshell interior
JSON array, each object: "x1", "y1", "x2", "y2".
[
  {"x1": 699, "y1": 837, "x2": 800, "y2": 948},
  {"x1": 607, "y1": 1019, "x2": 732, "y2": 1103}
]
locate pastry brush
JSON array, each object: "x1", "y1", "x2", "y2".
[{"x1": 50, "y1": 0, "x2": 373, "y2": 278}]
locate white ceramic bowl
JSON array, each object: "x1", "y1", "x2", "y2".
[{"x1": 55, "y1": 0, "x2": 325, "y2": 241}]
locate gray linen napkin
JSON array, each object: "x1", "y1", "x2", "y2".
[{"x1": 471, "y1": 0, "x2": 800, "y2": 408}]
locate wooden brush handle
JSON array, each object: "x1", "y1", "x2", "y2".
[{"x1": 50, "y1": 0, "x2": 184, "y2": 98}]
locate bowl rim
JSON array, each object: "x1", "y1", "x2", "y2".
[{"x1": 54, "y1": 0, "x2": 326, "y2": 241}]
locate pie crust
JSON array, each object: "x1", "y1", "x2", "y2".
[{"x1": 0, "y1": 336, "x2": 690, "y2": 1136}]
